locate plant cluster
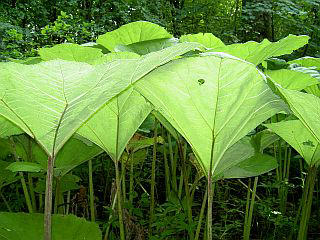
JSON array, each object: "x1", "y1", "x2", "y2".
[{"x1": 0, "y1": 21, "x2": 319, "y2": 240}]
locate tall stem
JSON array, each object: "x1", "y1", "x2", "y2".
[
  {"x1": 44, "y1": 155, "x2": 55, "y2": 240},
  {"x1": 297, "y1": 165, "x2": 318, "y2": 240},
  {"x1": 194, "y1": 185, "x2": 208, "y2": 240},
  {"x1": 149, "y1": 119, "x2": 158, "y2": 237},
  {"x1": 244, "y1": 177, "x2": 258, "y2": 240},
  {"x1": 88, "y1": 159, "x2": 95, "y2": 222}
]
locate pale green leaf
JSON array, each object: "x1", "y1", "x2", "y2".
[
  {"x1": 277, "y1": 88, "x2": 320, "y2": 144},
  {"x1": 93, "y1": 51, "x2": 140, "y2": 65},
  {"x1": 265, "y1": 120, "x2": 320, "y2": 166},
  {"x1": 97, "y1": 21, "x2": 173, "y2": 52},
  {"x1": 0, "y1": 43, "x2": 198, "y2": 157},
  {"x1": 179, "y1": 33, "x2": 225, "y2": 49},
  {"x1": 214, "y1": 35, "x2": 309, "y2": 65},
  {"x1": 38, "y1": 43, "x2": 104, "y2": 64},
  {"x1": 114, "y1": 38, "x2": 178, "y2": 55},
  {"x1": 134, "y1": 54, "x2": 285, "y2": 174},
  {"x1": 266, "y1": 69, "x2": 319, "y2": 90},
  {"x1": 0, "y1": 212, "x2": 101, "y2": 240},
  {"x1": 78, "y1": 88, "x2": 152, "y2": 161}
]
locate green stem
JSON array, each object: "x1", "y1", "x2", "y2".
[
  {"x1": 129, "y1": 153, "x2": 134, "y2": 210},
  {"x1": 297, "y1": 165, "x2": 317, "y2": 240},
  {"x1": 88, "y1": 159, "x2": 95, "y2": 222},
  {"x1": 168, "y1": 133, "x2": 177, "y2": 192},
  {"x1": 162, "y1": 127, "x2": 171, "y2": 200},
  {"x1": 194, "y1": 185, "x2": 208, "y2": 240},
  {"x1": 244, "y1": 177, "x2": 258, "y2": 240},
  {"x1": 149, "y1": 119, "x2": 158, "y2": 237},
  {"x1": 44, "y1": 155, "x2": 55, "y2": 240},
  {"x1": 104, "y1": 189, "x2": 118, "y2": 240},
  {"x1": 178, "y1": 141, "x2": 194, "y2": 240}
]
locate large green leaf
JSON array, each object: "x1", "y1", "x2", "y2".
[
  {"x1": 0, "y1": 212, "x2": 101, "y2": 240},
  {"x1": 288, "y1": 56, "x2": 320, "y2": 70},
  {"x1": 221, "y1": 154, "x2": 277, "y2": 179},
  {"x1": 114, "y1": 38, "x2": 178, "y2": 55},
  {"x1": 78, "y1": 88, "x2": 152, "y2": 161},
  {"x1": 179, "y1": 33, "x2": 225, "y2": 49},
  {"x1": 134, "y1": 54, "x2": 286, "y2": 174},
  {"x1": 38, "y1": 44, "x2": 104, "y2": 64},
  {"x1": 265, "y1": 120, "x2": 320, "y2": 166},
  {"x1": 213, "y1": 35, "x2": 309, "y2": 65},
  {"x1": 97, "y1": 21, "x2": 173, "y2": 52},
  {"x1": 0, "y1": 43, "x2": 199, "y2": 157},
  {"x1": 277, "y1": 88, "x2": 320, "y2": 144},
  {"x1": 266, "y1": 69, "x2": 319, "y2": 90}
]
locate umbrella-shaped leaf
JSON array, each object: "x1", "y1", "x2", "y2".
[
  {"x1": 134, "y1": 54, "x2": 286, "y2": 174},
  {"x1": 213, "y1": 35, "x2": 309, "y2": 65},
  {"x1": 221, "y1": 154, "x2": 277, "y2": 179},
  {"x1": 179, "y1": 33, "x2": 225, "y2": 49},
  {"x1": 114, "y1": 38, "x2": 178, "y2": 55},
  {"x1": 0, "y1": 212, "x2": 101, "y2": 240},
  {"x1": 277, "y1": 88, "x2": 320, "y2": 144},
  {"x1": 0, "y1": 43, "x2": 199, "y2": 157},
  {"x1": 265, "y1": 120, "x2": 320, "y2": 166},
  {"x1": 78, "y1": 88, "x2": 152, "y2": 161},
  {"x1": 266, "y1": 69, "x2": 319, "y2": 90},
  {"x1": 97, "y1": 21, "x2": 173, "y2": 52},
  {"x1": 38, "y1": 44, "x2": 104, "y2": 64}
]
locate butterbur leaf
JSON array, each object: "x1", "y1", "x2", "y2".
[
  {"x1": 6, "y1": 162, "x2": 43, "y2": 173},
  {"x1": 78, "y1": 88, "x2": 152, "y2": 161},
  {"x1": 0, "y1": 212, "x2": 101, "y2": 240},
  {"x1": 38, "y1": 43, "x2": 104, "y2": 64},
  {"x1": 93, "y1": 52, "x2": 140, "y2": 65},
  {"x1": 221, "y1": 154, "x2": 277, "y2": 179},
  {"x1": 266, "y1": 69, "x2": 319, "y2": 90},
  {"x1": 179, "y1": 33, "x2": 225, "y2": 49},
  {"x1": 134, "y1": 54, "x2": 286, "y2": 175},
  {"x1": 97, "y1": 21, "x2": 173, "y2": 52},
  {"x1": 277, "y1": 87, "x2": 320, "y2": 144},
  {"x1": 213, "y1": 35, "x2": 309, "y2": 65},
  {"x1": 0, "y1": 43, "x2": 199, "y2": 157},
  {"x1": 265, "y1": 120, "x2": 320, "y2": 166}
]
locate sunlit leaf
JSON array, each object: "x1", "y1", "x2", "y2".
[
  {"x1": 134, "y1": 54, "x2": 286, "y2": 174},
  {"x1": 266, "y1": 69, "x2": 319, "y2": 90},
  {"x1": 179, "y1": 33, "x2": 225, "y2": 49},
  {"x1": 97, "y1": 21, "x2": 173, "y2": 52},
  {"x1": 214, "y1": 35, "x2": 309, "y2": 65},
  {"x1": 265, "y1": 120, "x2": 320, "y2": 166}
]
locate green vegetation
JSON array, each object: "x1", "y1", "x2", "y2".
[{"x1": 1, "y1": 1, "x2": 320, "y2": 240}]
